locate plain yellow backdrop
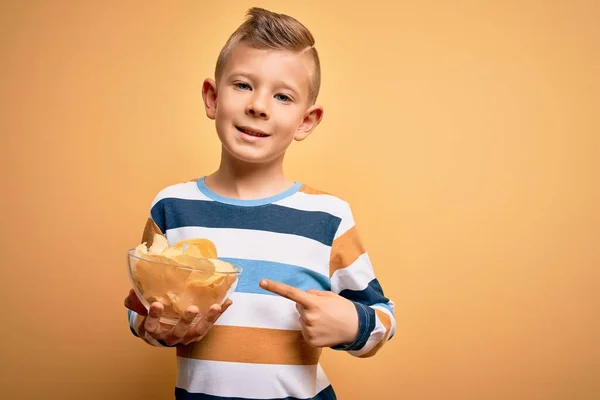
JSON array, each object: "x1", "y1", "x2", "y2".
[{"x1": 1, "y1": 1, "x2": 598, "y2": 399}]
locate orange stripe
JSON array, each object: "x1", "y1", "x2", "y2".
[
  {"x1": 299, "y1": 185, "x2": 330, "y2": 195},
  {"x1": 359, "y1": 309, "x2": 392, "y2": 358},
  {"x1": 329, "y1": 225, "x2": 365, "y2": 276},
  {"x1": 177, "y1": 325, "x2": 322, "y2": 365},
  {"x1": 140, "y1": 217, "x2": 163, "y2": 245}
]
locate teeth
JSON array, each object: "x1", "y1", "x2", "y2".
[{"x1": 239, "y1": 127, "x2": 267, "y2": 137}]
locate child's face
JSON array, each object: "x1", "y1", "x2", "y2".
[{"x1": 203, "y1": 43, "x2": 322, "y2": 164}]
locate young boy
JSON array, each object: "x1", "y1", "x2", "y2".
[{"x1": 124, "y1": 7, "x2": 396, "y2": 400}]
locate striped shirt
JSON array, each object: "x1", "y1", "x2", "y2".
[{"x1": 128, "y1": 177, "x2": 396, "y2": 399}]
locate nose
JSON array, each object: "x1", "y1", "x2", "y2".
[{"x1": 245, "y1": 93, "x2": 269, "y2": 120}]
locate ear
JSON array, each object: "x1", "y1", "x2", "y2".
[
  {"x1": 294, "y1": 105, "x2": 324, "y2": 141},
  {"x1": 202, "y1": 79, "x2": 218, "y2": 120}
]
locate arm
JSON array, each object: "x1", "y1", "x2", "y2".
[
  {"x1": 328, "y1": 204, "x2": 396, "y2": 357},
  {"x1": 259, "y1": 203, "x2": 396, "y2": 356}
]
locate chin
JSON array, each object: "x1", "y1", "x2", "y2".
[{"x1": 222, "y1": 143, "x2": 281, "y2": 165}]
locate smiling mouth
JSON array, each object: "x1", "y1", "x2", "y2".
[{"x1": 236, "y1": 126, "x2": 269, "y2": 137}]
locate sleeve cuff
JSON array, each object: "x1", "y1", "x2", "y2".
[
  {"x1": 128, "y1": 309, "x2": 140, "y2": 337},
  {"x1": 331, "y1": 302, "x2": 376, "y2": 351}
]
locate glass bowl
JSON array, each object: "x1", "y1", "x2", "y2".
[{"x1": 127, "y1": 249, "x2": 241, "y2": 325}]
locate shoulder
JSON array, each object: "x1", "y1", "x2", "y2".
[
  {"x1": 296, "y1": 184, "x2": 361, "y2": 236},
  {"x1": 300, "y1": 184, "x2": 352, "y2": 207},
  {"x1": 278, "y1": 183, "x2": 354, "y2": 220},
  {"x1": 149, "y1": 177, "x2": 210, "y2": 209}
]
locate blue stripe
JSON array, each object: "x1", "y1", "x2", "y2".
[
  {"x1": 338, "y1": 278, "x2": 390, "y2": 307},
  {"x1": 371, "y1": 302, "x2": 394, "y2": 316},
  {"x1": 151, "y1": 198, "x2": 340, "y2": 246},
  {"x1": 127, "y1": 310, "x2": 139, "y2": 337},
  {"x1": 197, "y1": 177, "x2": 303, "y2": 207},
  {"x1": 221, "y1": 258, "x2": 331, "y2": 295},
  {"x1": 175, "y1": 385, "x2": 337, "y2": 400}
]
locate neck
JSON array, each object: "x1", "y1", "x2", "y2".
[{"x1": 205, "y1": 147, "x2": 295, "y2": 200}]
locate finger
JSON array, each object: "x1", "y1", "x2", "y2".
[
  {"x1": 186, "y1": 300, "x2": 232, "y2": 344},
  {"x1": 297, "y1": 304, "x2": 316, "y2": 327},
  {"x1": 124, "y1": 291, "x2": 134, "y2": 309},
  {"x1": 220, "y1": 299, "x2": 233, "y2": 314},
  {"x1": 124, "y1": 289, "x2": 148, "y2": 316},
  {"x1": 205, "y1": 304, "x2": 223, "y2": 324},
  {"x1": 206, "y1": 298, "x2": 233, "y2": 322},
  {"x1": 300, "y1": 325, "x2": 315, "y2": 346},
  {"x1": 164, "y1": 306, "x2": 199, "y2": 346},
  {"x1": 144, "y1": 302, "x2": 164, "y2": 338},
  {"x1": 182, "y1": 307, "x2": 220, "y2": 345},
  {"x1": 259, "y1": 280, "x2": 314, "y2": 308},
  {"x1": 316, "y1": 290, "x2": 336, "y2": 297}
]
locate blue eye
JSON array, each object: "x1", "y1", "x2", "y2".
[
  {"x1": 275, "y1": 94, "x2": 291, "y2": 102},
  {"x1": 235, "y1": 82, "x2": 251, "y2": 91}
]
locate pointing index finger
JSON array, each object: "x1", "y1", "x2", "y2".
[{"x1": 260, "y1": 279, "x2": 314, "y2": 308}]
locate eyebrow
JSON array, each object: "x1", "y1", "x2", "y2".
[{"x1": 229, "y1": 71, "x2": 302, "y2": 97}]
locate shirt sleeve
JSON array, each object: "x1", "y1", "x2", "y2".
[{"x1": 328, "y1": 203, "x2": 396, "y2": 357}]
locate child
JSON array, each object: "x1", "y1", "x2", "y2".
[{"x1": 124, "y1": 7, "x2": 396, "y2": 400}]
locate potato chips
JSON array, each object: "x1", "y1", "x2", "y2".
[{"x1": 130, "y1": 234, "x2": 239, "y2": 320}]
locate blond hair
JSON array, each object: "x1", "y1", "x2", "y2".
[{"x1": 215, "y1": 7, "x2": 321, "y2": 104}]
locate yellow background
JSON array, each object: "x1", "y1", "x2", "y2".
[{"x1": 1, "y1": 1, "x2": 598, "y2": 399}]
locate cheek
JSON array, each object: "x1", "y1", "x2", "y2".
[
  {"x1": 276, "y1": 106, "x2": 303, "y2": 125},
  {"x1": 215, "y1": 92, "x2": 241, "y2": 118},
  {"x1": 215, "y1": 100, "x2": 231, "y2": 120},
  {"x1": 283, "y1": 112, "x2": 305, "y2": 132}
]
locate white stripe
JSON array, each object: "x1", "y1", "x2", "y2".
[
  {"x1": 348, "y1": 312, "x2": 388, "y2": 357},
  {"x1": 166, "y1": 226, "x2": 331, "y2": 277},
  {"x1": 151, "y1": 181, "x2": 212, "y2": 207},
  {"x1": 275, "y1": 192, "x2": 354, "y2": 239},
  {"x1": 176, "y1": 358, "x2": 329, "y2": 398},
  {"x1": 274, "y1": 191, "x2": 348, "y2": 217},
  {"x1": 330, "y1": 252, "x2": 374, "y2": 293},
  {"x1": 373, "y1": 304, "x2": 397, "y2": 338},
  {"x1": 215, "y1": 292, "x2": 301, "y2": 330},
  {"x1": 316, "y1": 364, "x2": 330, "y2": 394},
  {"x1": 335, "y1": 217, "x2": 355, "y2": 239}
]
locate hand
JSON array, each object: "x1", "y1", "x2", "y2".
[
  {"x1": 124, "y1": 289, "x2": 232, "y2": 346},
  {"x1": 124, "y1": 289, "x2": 148, "y2": 316},
  {"x1": 259, "y1": 279, "x2": 358, "y2": 348},
  {"x1": 143, "y1": 300, "x2": 232, "y2": 346}
]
